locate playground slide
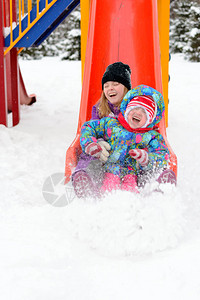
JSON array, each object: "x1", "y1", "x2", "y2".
[
  {"x1": 6, "y1": 60, "x2": 36, "y2": 111},
  {"x1": 65, "y1": 0, "x2": 177, "y2": 182},
  {"x1": 19, "y1": 67, "x2": 36, "y2": 106}
]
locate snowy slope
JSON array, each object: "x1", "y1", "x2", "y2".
[{"x1": 0, "y1": 55, "x2": 200, "y2": 300}]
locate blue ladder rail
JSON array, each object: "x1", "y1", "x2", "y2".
[{"x1": 4, "y1": 0, "x2": 80, "y2": 48}]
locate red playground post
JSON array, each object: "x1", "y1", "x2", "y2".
[
  {"x1": 5, "y1": 0, "x2": 20, "y2": 126},
  {"x1": 0, "y1": 0, "x2": 20, "y2": 126},
  {"x1": 0, "y1": 0, "x2": 36, "y2": 127},
  {"x1": 0, "y1": 0, "x2": 7, "y2": 126}
]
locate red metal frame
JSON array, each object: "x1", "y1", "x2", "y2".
[
  {"x1": 10, "y1": 47, "x2": 20, "y2": 126},
  {"x1": 0, "y1": 0, "x2": 20, "y2": 126},
  {"x1": 10, "y1": 0, "x2": 20, "y2": 125},
  {"x1": 0, "y1": 0, "x2": 7, "y2": 126}
]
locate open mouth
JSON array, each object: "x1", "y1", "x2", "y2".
[
  {"x1": 132, "y1": 116, "x2": 141, "y2": 123},
  {"x1": 109, "y1": 93, "x2": 117, "y2": 97}
]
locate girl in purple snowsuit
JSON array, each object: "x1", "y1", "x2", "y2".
[{"x1": 72, "y1": 62, "x2": 132, "y2": 198}]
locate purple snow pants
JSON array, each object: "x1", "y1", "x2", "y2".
[{"x1": 72, "y1": 152, "x2": 105, "y2": 186}]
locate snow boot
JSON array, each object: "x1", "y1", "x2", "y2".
[
  {"x1": 101, "y1": 173, "x2": 120, "y2": 193},
  {"x1": 156, "y1": 169, "x2": 177, "y2": 185},
  {"x1": 121, "y1": 174, "x2": 139, "y2": 193},
  {"x1": 72, "y1": 171, "x2": 98, "y2": 198}
]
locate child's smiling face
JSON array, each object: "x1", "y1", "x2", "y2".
[
  {"x1": 127, "y1": 107, "x2": 147, "y2": 129},
  {"x1": 103, "y1": 81, "x2": 125, "y2": 106}
]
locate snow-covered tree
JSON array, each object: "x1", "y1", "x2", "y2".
[
  {"x1": 184, "y1": 6, "x2": 200, "y2": 62},
  {"x1": 60, "y1": 10, "x2": 81, "y2": 60},
  {"x1": 170, "y1": 1, "x2": 192, "y2": 54},
  {"x1": 170, "y1": 0, "x2": 200, "y2": 62}
]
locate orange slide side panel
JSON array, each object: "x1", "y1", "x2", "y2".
[
  {"x1": 65, "y1": 134, "x2": 82, "y2": 183},
  {"x1": 65, "y1": 0, "x2": 177, "y2": 182}
]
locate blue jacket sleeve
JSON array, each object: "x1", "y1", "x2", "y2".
[
  {"x1": 80, "y1": 119, "x2": 106, "y2": 152},
  {"x1": 144, "y1": 132, "x2": 170, "y2": 170}
]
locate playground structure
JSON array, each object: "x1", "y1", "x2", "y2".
[
  {"x1": 0, "y1": 0, "x2": 79, "y2": 126},
  {"x1": 0, "y1": 0, "x2": 177, "y2": 179}
]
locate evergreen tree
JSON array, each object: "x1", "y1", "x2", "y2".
[
  {"x1": 184, "y1": 6, "x2": 200, "y2": 62},
  {"x1": 170, "y1": 1, "x2": 191, "y2": 54},
  {"x1": 60, "y1": 10, "x2": 81, "y2": 60},
  {"x1": 170, "y1": 0, "x2": 200, "y2": 62}
]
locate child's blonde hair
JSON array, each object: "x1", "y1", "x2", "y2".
[{"x1": 97, "y1": 87, "x2": 129, "y2": 118}]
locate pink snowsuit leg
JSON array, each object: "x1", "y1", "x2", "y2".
[
  {"x1": 101, "y1": 173, "x2": 120, "y2": 193},
  {"x1": 121, "y1": 174, "x2": 139, "y2": 193}
]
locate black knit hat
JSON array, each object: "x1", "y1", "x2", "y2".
[{"x1": 102, "y1": 62, "x2": 132, "y2": 90}]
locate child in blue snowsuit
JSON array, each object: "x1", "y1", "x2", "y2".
[{"x1": 80, "y1": 85, "x2": 170, "y2": 193}]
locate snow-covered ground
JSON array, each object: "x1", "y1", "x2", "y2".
[{"x1": 0, "y1": 55, "x2": 200, "y2": 299}]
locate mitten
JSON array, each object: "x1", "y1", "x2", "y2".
[
  {"x1": 85, "y1": 142, "x2": 102, "y2": 158},
  {"x1": 129, "y1": 149, "x2": 149, "y2": 166},
  {"x1": 97, "y1": 139, "x2": 111, "y2": 162}
]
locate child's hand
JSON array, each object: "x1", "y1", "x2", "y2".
[
  {"x1": 85, "y1": 142, "x2": 102, "y2": 158},
  {"x1": 129, "y1": 149, "x2": 149, "y2": 166},
  {"x1": 85, "y1": 141, "x2": 111, "y2": 163},
  {"x1": 97, "y1": 139, "x2": 111, "y2": 162}
]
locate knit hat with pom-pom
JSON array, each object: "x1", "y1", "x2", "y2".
[{"x1": 124, "y1": 95, "x2": 157, "y2": 128}]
